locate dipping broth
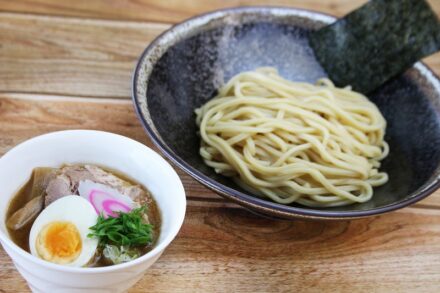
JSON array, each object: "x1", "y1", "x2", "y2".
[{"x1": 6, "y1": 164, "x2": 161, "y2": 267}]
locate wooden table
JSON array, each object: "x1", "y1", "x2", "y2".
[{"x1": 1, "y1": 1, "x2": 440, "y2": 292}]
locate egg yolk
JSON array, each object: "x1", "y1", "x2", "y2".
[{"x1": 36, "y1": 221, "x2": 82, "y2": 264}]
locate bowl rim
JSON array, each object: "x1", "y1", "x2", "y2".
[
  {"x1": 132, "y1": 6, "x2": 440, "y2": 219},
  {"x1": 0, "y1": 130, "x2": 186, "y2": 273}
]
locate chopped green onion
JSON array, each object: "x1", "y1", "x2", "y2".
[{"x1": 88, "y1": 206, "x2": 153, "y2": 247}]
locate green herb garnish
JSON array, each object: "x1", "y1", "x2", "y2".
[{"x1": 87, "y1": 206, "x2": 153, "y2": 247}]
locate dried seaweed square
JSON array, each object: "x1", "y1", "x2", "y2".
[{"x1": 309, "y1": 0, "x2": 440, "y2": 93}]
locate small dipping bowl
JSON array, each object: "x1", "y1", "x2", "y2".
[{"x1": 0, "y1": 130, "x2": 186, "y2": 293}]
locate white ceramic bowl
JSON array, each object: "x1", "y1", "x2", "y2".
[{"x1": 0, "y1": 130, "x2": 186, "y2": 293}]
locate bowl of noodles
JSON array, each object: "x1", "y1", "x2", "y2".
[{"x1": 132, "y1": 7, "x2": 440, "y2": 220}]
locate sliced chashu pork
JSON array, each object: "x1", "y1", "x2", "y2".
[
  {"x1": 84, "y1": 165, "x2": 148, "y2": 204},
  {"x1": 45, "y1": 165, "x2": 148, "y2": 207}
]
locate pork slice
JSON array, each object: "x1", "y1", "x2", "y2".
[
  {"x1": 45, "y1": 174, "x2": 73, "y2": 206},
  {"x1": 84, "y1": 165, "x2": 146, "y2": 203},
  {"x1": 61, "y1": 165, "x2": 96, "y2": 193},
  {"x1": 84, "y1": 165, "x2": 128, "y2": 188},
  {"x1": 44, "y1": 165, "x2": 148, "y2": 208},
  {"x1": 7, "y1": 195, "x2": 44, "y2": 230},
  {"x1": 123, "y1": 185, "x2": 148, "y2": 204}
]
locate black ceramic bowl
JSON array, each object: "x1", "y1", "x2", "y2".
[{"x1": 133, "y1": 7, "x2": 440, "y2": 220}]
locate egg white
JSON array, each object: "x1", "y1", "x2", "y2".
[{"x1": 29, "y1": 195, "x2": 99, "y2": 267}]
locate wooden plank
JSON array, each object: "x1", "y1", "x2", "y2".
[
  {"x1": 0, "y1": 13, "x2": 169, "y2": 98},
  {"x1": 1, "y1": 206, "x2": 440, "y2": 292},
  {"x1": 0, "y1": 92, "x2": 439, "y2": 210},
  {"x1": 0, "y1": 0, "x2": 439, "y2": 23},
  {"x1": 1, "y1": 12, "x2": 440, "y2": 99},
  {"x1": 425, "y1": 54, "x2": 440, "y2": 76},
  {"x1": 0, "y1": 1, "x2": 440, "y2": 292},
  {"x1": 0, "y1": 93, "x2": 223, "y2": 204}
]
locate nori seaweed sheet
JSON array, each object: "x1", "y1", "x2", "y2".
[{"x1": 309, "y1": 0, "x2": 440, "y2": 94}]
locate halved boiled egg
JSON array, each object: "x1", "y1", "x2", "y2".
[{"x1": 29, "y1": 195, "x2": 98, "y2": 267}]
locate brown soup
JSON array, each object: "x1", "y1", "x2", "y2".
[{"x1": 6, "y1": 164, "x2": 161, "y2": 267}]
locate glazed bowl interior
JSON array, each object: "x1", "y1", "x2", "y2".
[{"x1": 133, "y1": 7, "x2": 440, "y2": 219}]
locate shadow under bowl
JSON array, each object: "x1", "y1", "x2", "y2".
[{"x1": 133, "y1": 7, "x2": 440, "y2": 220}]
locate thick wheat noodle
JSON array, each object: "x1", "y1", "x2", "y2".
[{"x1": 195, "y1": 68, "x2": 389, "y2": 207}]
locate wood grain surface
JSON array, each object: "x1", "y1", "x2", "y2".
[
  {"x1": 1, "y1": 1, "x2": 440, "y2": 292},
  {"x1": 1, "y1": 3, "x2": 440, "y2": 99},
  {"x1": 1, "y1": 0, "x2": 439, "y2": 23},
  {"x1": 2, "y1": 205, "x2": 440, "y2": 292},
  {"x1": 0, "y1": 13, "x2": 168, "y2": 98}
]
